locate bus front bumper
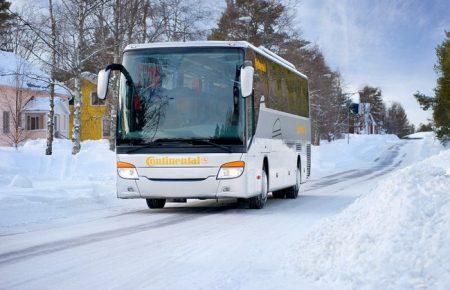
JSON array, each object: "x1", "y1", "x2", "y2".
[{"x1": 117, "y1": 171, "x2": 258, "y2": 200}]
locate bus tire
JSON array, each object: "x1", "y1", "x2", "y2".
[
  {"x1": 285, "y1": 166, "x2": 300, "y2": 199},
  {"x1": 248, "y1": 169, "x2": 268, "y2": 209},
  {"x1": 146, "y1": 198, "x2": 166, "y2": 209}
]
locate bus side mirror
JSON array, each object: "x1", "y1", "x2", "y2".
[
  {"x1": 240, "y1": 63, "x2": 254, "y2": 98},
  {"x1": 97, "y1": 69, "x2": 111, "y2": 100}
]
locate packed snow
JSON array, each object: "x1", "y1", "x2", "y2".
[{"x1": 311, "y1": 134, "x2": 400, "y2": 177}]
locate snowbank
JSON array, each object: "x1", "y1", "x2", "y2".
[
  {"x1": 404, "y1": 131, "x2": 435, "y2": 139},
  {"x1": 0, "y1": 139, "x2": 121, "y2": 232},
  {"x1": 311, "y1": 134, "x2": 399, "y2": 177},
  {"x1": 296, "y1": 148, "x2": 450, "y2": 289},
  {"x1": 0, "y1": 139, "x2": 115, "y2": 183}
]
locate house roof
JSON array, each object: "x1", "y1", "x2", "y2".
[
  {"x1": 0, "y1": 50, "x2": 70, "y2": 96},
  {"x1": 80, "y1": 71, "x2": 97, "y2": 84},
  {"x1": 22, "y1": 96, "x2": 70, "y2": 115}
]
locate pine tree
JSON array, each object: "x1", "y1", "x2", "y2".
[
  {"x1": 0, "y1": 0, "x2": 16, "y2": 50},
  {"x1": 414, "y1": 31, "x2": 449, "y2": 143},
  {"x1": 208, "y1": 0, "x2": 294, "y2": 50},
  {"x1": 358, "y1": 86, "x2": 386, "y2": 126},
  {"x1": 417, "y1": 122, "x2": 433, "y2": 132},
  {"x1": 385, "y1": 102, "x2": 413, "y2": 137},
  {"x1": 0, "y1": 0, "x2": 14, "y2": 28}
]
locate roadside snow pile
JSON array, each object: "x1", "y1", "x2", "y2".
[
  {"x1": 311, "y1": 134, "x2": 399, "y2": 177},
  {"x1": 296, "y1": 149, "x2": 450, "y2": 289},
  {"x1": 404, "y1": 131, "x2": 434, "y2": 139},
  {"x1": 0, "y1": 139, "x2": 116, "y2": 182},
  {"x1": 0, "y1": 139, "x2": 121, "y2": 232}
]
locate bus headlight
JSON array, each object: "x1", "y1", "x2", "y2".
[
  {"x1": 117, "y1": 161, "x2": 138, "y2": 179},
  {"x1": 217, "y1": 161, "x2": 245, "y2": 179}
]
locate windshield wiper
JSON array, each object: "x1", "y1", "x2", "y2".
[
  {"x1": 124, "y1": 138, "x2": 186, "y2": 153},
  {"x1": 190, "y1": 139, "x2": 232, "y2": 153},
  {"x1": 124, "y1": 138, "x2": 232, "y2": 153}
]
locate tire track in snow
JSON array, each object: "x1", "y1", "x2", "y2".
[
  {"x1": 304, "y1": 142, "x2": 405, "y2": 192},
  {"x1": 0, "y1": 205, "x2": 234, "y2": 266}
]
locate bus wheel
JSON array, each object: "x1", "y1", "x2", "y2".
[
  {"x1": 146, "y1": 198, "x2": 166, "y2": 209},
  {"x1": 248, "y1": 169, "x2": 268, "y2": 209},
  {"x1": 286, "y1": 166, "x2": 300, "y2": 199}
]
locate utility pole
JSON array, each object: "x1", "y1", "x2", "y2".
[{"x1": 348, "y1": 106, "x2": 350, "y2": 144}]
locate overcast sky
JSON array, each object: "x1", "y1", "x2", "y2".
[{"x1": 296, "y1": 0, "x2": 449, "y2": 126}]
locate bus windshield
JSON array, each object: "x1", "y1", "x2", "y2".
[{"x1": 117, "y1": 47, "x2": 245, "y2": 146}]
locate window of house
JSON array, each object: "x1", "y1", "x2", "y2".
[
  {"x1": 91, "y1": 91, "x2": 106, "y2": 106},
  {"x1": 102, "y1": 117, "x2": 111, "y2": 138},
  {"x1": 2, "y1": 111, "x2": 10, "y2": 134},
  {"x1": 26, "y1": 114, "x2": 44, "y2": 130}
]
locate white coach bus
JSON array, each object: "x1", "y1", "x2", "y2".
[{"x1": 97, "y1": 41, "x2": 311, "y2": 209}]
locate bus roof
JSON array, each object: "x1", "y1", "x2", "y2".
[{"x1": 124, "y1": 41, "x2": 308, "y2": 80}]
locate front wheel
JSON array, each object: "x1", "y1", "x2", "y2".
[
  {"x1": 248, "y1": 169, "x2": 268, "y2": 209},
  {"x1": 146, "y1": 198, "x2": 166, "y2": 209}
]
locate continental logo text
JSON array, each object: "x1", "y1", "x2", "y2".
[{"x1": 146, "y1": 156, "x2": 208, "y2": 166}]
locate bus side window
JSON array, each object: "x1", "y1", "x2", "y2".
[{"x1": 251, "y1": 60, "x2": 267, "y2": 137}]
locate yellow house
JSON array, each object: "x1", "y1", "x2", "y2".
[{"x1": 68, "y1": 72, "x2": 110, "y2": 140}]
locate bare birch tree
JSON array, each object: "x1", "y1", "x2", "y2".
[
  {"x1": 49, "y1": 0, "x2": 107, "y2": 154},
  {"x1": 158, "y1": 0, "x2": 211, "y2": 41},
  {"x1": 90, "y1": 0, "x2": 128, "y2": 151},
  {"x1": 8, "y1": 3, "x2": 75, "y2": 154},
  {"x1": 45, "y1": 0, "x2": 58, "y2": 155},
  {"x1": 0, "y1": 60, "x2": 30, "y2": 148},
  {"x1": 0, "y1": 88, "x2": 28, "y2": 148}
]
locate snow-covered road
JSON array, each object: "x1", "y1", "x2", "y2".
[{"x1": 0, "y1": 137, "x2": 423, "y2": 290}]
